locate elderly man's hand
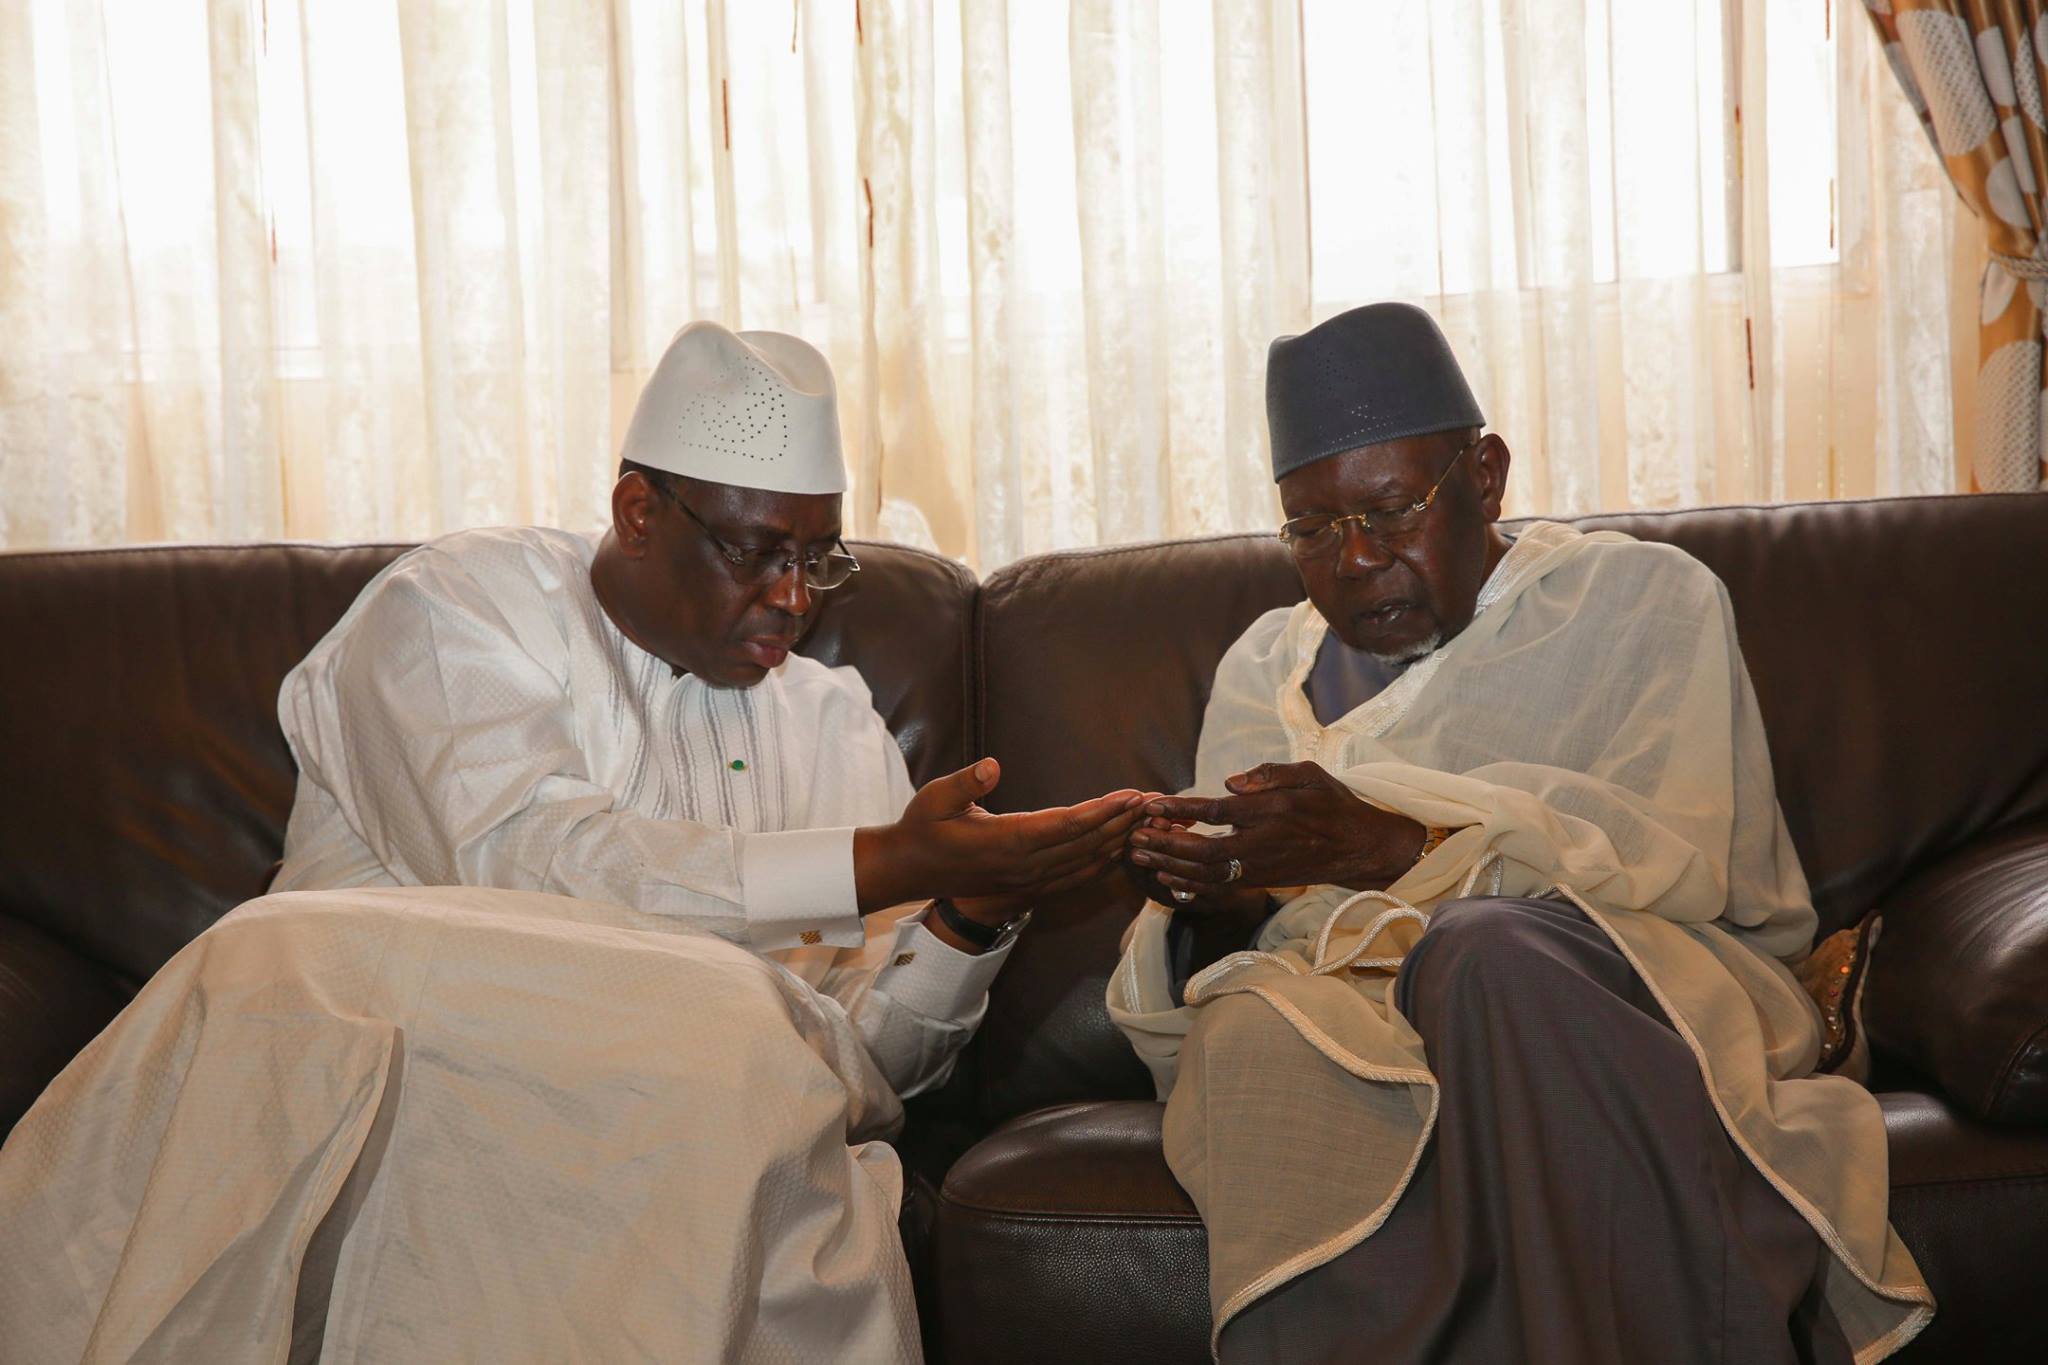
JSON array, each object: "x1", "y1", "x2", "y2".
[
  {"x1": 1124, "y1": 847, "x2": 1276, "y2": 919},
  {"x1": 1129, "y1": 761, "x2": 1425, "y2": 896},
  {"x1": 853, "y1": 759, "x2": 1148, "y2": 914}
]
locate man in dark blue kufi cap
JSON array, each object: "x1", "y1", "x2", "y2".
[
  {"x1": 1266, "y1": 300, "x2": 1487, "y2": 483},
  {"x1": 1116, "y1": 303, "x2": 1916, "y2": 1362},
  {"x1": 1264, "y1": 301, "x2": 1509, "y2": 670}
]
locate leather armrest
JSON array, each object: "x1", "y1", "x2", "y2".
[
  {"x1": 1863, "y1": 814, "x2": 2048, "y2": 1126},
  {"x1": 0, "y1": 913, "x2": 135, "y2": 1140}
]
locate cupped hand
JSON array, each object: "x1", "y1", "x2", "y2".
[
  {"x1": 1127, "y1": 761, "x2": 1424, "y2": 896},
  {"x1": 854, "y1": 758, "x2": 1148, "y2": 913}
]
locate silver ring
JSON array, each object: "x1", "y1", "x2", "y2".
[
  {"x1": 1171, "y1": 888, "x2": 1197, "y2": 903},
  {"x1": 1225, "y1": 857, "x2": 1244, "y2": 883}
]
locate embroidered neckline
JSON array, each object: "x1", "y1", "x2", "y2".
[{"x1": 1276, "y1": 521, "x2": 1581, "y2": 755}]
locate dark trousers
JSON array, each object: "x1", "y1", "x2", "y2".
[{"x1": 1218, "y1": 896, "x2": 1851, "y2": 1365}]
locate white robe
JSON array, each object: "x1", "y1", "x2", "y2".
[
  {"x1": 275, "y1": 525, "x2": 1008, "y2": 1097},
  {"x1": 0, "y1": 887, "x2": 920, "y2": 1363},
  {"x1": 0, "y1": 526, "x2": 1007, "y2": 1362}
]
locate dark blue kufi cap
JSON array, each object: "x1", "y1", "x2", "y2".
[{"x1": 1267, "y1": 302, "x2": 1484, "y2": 482}]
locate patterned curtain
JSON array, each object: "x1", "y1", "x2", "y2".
[{"x1": 1869, "y1": 1, "x2": 2048, "y2": 491}]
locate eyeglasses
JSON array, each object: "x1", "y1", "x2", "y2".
[
  {"x1": 653, "y1": 480, "x2": 862, "y2": 591},
  {"x1": 1277, "y1": 438, "x2": 1477, "y2": 560}
]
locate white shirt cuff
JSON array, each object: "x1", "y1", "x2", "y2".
[
  {"x1": 875, "y1": 912, "x2": 1015, "y2": 1021},
  {"x1": 740, "y1": 826, "x2": 864, "y2": 951}
]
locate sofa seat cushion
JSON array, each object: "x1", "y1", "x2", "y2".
[
  {"x1": 0, "y1": 913, "x2": 134, "y2": 1141},
  {"x1": 933, "y1": 1101, "x2": 1208, "y2": 1364},
  {"x1": 1880, "y1": 1090, "x2": 2048, "y2": 1362},
  {"x1": 935, "y1": 1093, "x2": 2048, "y2": 1365}
]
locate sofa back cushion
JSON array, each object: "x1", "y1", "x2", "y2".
[
  {"x1": 0, "y1": 539, "x2": 974, "y2": 983},
  {"x1": 972, "y1": 493, "x2": 2048, "y2": 1122}
]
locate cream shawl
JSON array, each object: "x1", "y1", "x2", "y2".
[{"x1": 1108, "y1": 522, "x2": 1933, "y2": 1362}]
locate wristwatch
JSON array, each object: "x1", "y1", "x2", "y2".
[
  {"x1": 1416, "y1": 825, "x2": 1453, "y2": 863},
  {"x1": 931, "y1": 897, "x2": 1031, "y2": 953}
]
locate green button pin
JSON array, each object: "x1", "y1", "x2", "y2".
[{"x1": 729, "y1": 759, "x2": 746, "y2": 772}]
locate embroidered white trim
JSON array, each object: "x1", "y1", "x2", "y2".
[{"x1": 1276, "y1": 521, "x2": 1587, "y2": 758}]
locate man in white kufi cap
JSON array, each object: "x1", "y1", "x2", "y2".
[
  {"x1": 621, "y1": 319, "x2": 851, "y2": 494},
  {"x1": 0, "y1": 323, "x2": 1144, "y2": 1363}
]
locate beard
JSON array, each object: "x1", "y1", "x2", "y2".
[{"x1": 1368, "y1": 629, "x2": 1442, "y2": 671}]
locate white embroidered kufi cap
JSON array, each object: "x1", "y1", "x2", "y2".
[{"x1": 620, "y1": 321, "x2": 847, "y2": 495}]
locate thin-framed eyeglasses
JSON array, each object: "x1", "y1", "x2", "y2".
[
  {"x1": 1276, "y1": 437, "x2": 1479, "y2": 560},
  {"x1": 652, "y1": 479, "x2": 861, "y2": 590}
]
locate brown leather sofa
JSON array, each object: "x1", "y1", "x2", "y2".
[{"x1": 4, "y1": 493, "x2": 2046, "y2": 1361}]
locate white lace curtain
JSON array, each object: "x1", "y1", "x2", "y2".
[{"x1": 0, "y1": 0, "x2": 1960, "y2": 564}]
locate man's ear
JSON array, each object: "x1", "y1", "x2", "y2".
[
  {"x1": 612, "y1": 472, "x2": 659, "y2": 559},
  {"x1": 1472, "y1": 434, "x2": 1510, "y2": 522}
]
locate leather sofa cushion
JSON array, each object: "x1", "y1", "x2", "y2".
[
  {"x1": 972, "y1": 495, "x2": 2048, "y2": 1124},
  {"x1": 976, "y1": 534, "x2": 1305, "y2": 817},
  {"x1": 975, "y1": 537, "x2": 1303, "y2": 1119},
  {"x1": 1865, "y1": 814, "x2": 2048, "y2": 1125},
  {"x1": 933, "y1": 1092, "x2": 2048, "y2": 1365},
  {"x1": 933, "y1": 1101, "x2": 1207, "y2": 1365},
  {"x1": 0, "y1": 543, "x2": 411, "y2": 982},
  {"x1": 1572, "y1": 496, "x2": 2048, "y2": 936},
  {"x1": 0, "y1": 540, "x2": 974, "y2": 986},
  {"x1": 800, "y1": 542, "x2": 980, "y2": 788},
  {"x1": 0, "y1": 913, "x2": 135, "y2": 1138},
  {"x1": 1878, "y1": 1090, "x2": 2048, "y2": 1362}
]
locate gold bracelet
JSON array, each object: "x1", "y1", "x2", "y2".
[{"x1": 1416, "y1": 825, "x2": 1452, "y2": 863}]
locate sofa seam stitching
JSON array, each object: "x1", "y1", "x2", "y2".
[
  {"x1": 981, "y1": 534, "x2": 1277, "y2": 595},
  {"x1": 971, "y1": 491, "x2": 2044, "y2": 593},
  {"x1": 0, "y1": 536, "x2": 951, "y2": 567},
  {"x1": 965, "y1": 572, "x2": 983, "y2": 775},
  {"x1": 0, "y1": 540, "x2": 420, "y2": 563},
  {"x1": 7, "y1": 494, "x2": 2037, "y2": 575},
  {"x1": 937, "y1": 1204, "x2": 1204, "y2": 1225},
  {"x1": 1890, "y1": 1170, "x2": 2048, "y2": 1191},
  {"x1": 939, "y1": 1172, "x2": 2048, "y2": 1216},
  {"x1": 1986, "y1": 1018, "x2": 2048, "y2": 1121}
]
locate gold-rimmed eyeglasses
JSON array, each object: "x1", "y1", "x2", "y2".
[
  {"x1": 1276, "y1": 438, "x2": 1477, "y2": 560},
  {"x1": 653, "y1": 480, "x2": 862, "y2": 591}
]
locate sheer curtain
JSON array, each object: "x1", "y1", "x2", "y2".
[
  {"x1": 1306, "y1": 0, "x2": 1960, "y2": 518},
  {"x1": 0, "y1": 0, "x2": 1958, "y2": 563}
]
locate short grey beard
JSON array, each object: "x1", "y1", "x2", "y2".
[{"x1": 1369, "y1": 631, "x2": 1442, "y2": 671}]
